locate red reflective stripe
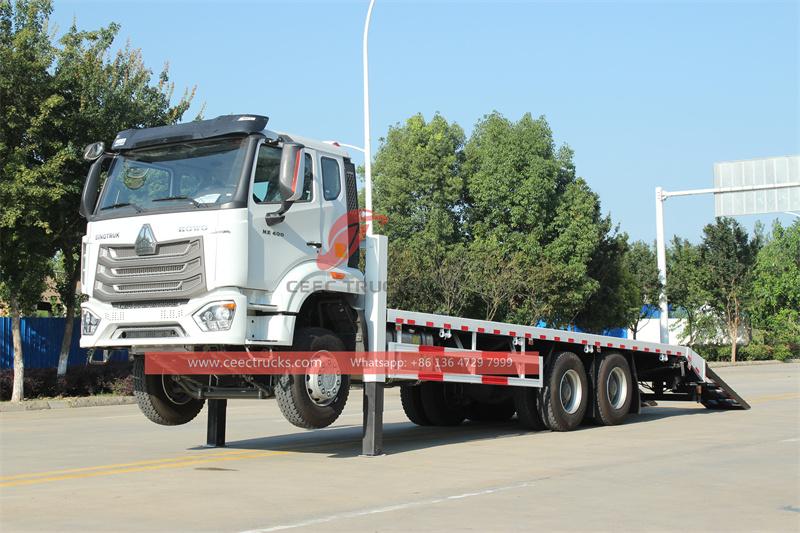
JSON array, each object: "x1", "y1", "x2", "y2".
[
  {"x1": 581, "y1": 340, "x2": 588, "y2": 345},
  {"x1": 426, "y1": 321, "x2": 434, "y2": 327},
  {"x1": 419, "y1": 345, "x2": 445, "y2": 353},
  {"x1": 290, "y1": 149, "x2": 302, "y2": 192},
  {"x1": 554, "y1": 336, "x2": 561, "y2": 341},
  {"x1": 607, "y1": 343, "x2": 614, "y2": 347},
  {"x1": 568, "y1": 338, "x2": 575, "y2": 343},
  {"x1": 444, "y1": 323, "x2": 451, "y2": 329},
  {"x1": 525, "y1": 333, "x2": 532, "y2": 339},
  {"x1": 633, "y1": 346, "x2": 638, "y2": 351},
  {"x1": 407, "y1": 319, "x2": 415, "y2": 325},
  {"x1": 481, "y1": 376, "x2": 508, "y2": 385},
  {"x1": 509, "y1": 331, "x2": 516, "y2": 337},
  {"x1": 620, "y1": 344, "x2": 626, "y2": 349},
  {"x1": 540, "y1": 335, "x2": 547, "y2": 340},
  {"x1": 478, "y1": 327, "x2": 485, "y2": 333},
  {"x1": 461, "y1": 325, "x2": 469, "y2": 331},
  {"x1": 644, "y1": 347, "x2": 650, "y2": 352},
  {"x1": 395, "y1": 318, "x2": 404, "y2": 324},
  {"x1": 419, "y1": 372, "x2": 444, "y2": 382},
  {"x1": 493, "y1": 329, "x2": 501, "y2": 335},
  {"x1": 595, "y1": 341, "x2": 601, "y2": 346},
  {"x1": 655, "y1": 348, "x2": 661, "y2": 353}
]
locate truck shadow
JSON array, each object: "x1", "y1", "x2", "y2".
[{"x1": 204, "y1": 405, "x2": 724, "y2": 458}]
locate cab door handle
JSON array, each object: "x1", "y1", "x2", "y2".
[{"x1": 306, "y1": 241, "x2": 322, "y2": 249}]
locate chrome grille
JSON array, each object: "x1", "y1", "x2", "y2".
[
  {"x1": 113, "y1": 326, "x2": 185, "y2": 339},
  {"x1": 112, "y1": 300, "x2": 188, "y2": 309},
  {"x1": 94, "y1": 238, "x2": 205, "y2": 303}
]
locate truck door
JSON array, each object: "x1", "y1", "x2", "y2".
[
  {"x1": 318, "y1": 153, "x2": 348, "y2": 269},
  {"x1": 247, "y1": 144, "x2": 321, "y2": 291}
]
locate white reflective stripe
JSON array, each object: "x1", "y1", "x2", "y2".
[
  {"x1": 388, "y1": 373, "x2": 418, "y2": 380},
  {"x1": 507, "y1": 376, "x2": 541, "y2": 388},
  {"x1": 442, "y1": 374, "x2": 484, "y2": 384},
  {"x1": 387, "y1": 308, "x2": 691, "y2": 359}
]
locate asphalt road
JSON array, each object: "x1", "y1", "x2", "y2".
[{"x1": 1, "y1": 363, "x2": 799, "y2": 532}]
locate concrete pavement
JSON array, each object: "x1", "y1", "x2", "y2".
[{"x1": 1, "y1": 364, "x2": 798, "y2": 532}]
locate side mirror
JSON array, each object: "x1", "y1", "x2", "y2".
[
  {"x1": 277, "y1": 142, "x2": 305, "y2": 203},
  {"x1": 79, "y1": 154, "x2": 111, "y2": 218},
  {"x1": 266, "y1": 142, "x2": 305, "y2": 226},
  {"x1": 83, "y1": 142, "x2": 105, "y2": 162}
]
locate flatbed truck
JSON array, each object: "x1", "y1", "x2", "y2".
[{"x1": 78, "y1": 114, "x2": 747, "y2": 454}]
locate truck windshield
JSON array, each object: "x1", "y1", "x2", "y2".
[{"x1": 95, "y1": 137, "x2": 248, "y2": 214}]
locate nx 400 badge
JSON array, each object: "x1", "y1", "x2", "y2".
[{"x1": 135, "y1": 224, "x2": 157, "y2": 256}]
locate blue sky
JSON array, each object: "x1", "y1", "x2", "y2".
[{"x1": 52, "y1": 0, "x2": 798, "y2": 243}]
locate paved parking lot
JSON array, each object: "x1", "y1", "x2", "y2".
[{"x1": 1, "y1": 363, "x2": 799, "y2": 532}]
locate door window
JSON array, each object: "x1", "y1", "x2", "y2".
[
  {"x1": 320, "y1": 156, "x2": 341, "y2": 201},
  {"x1": 252, "y1": 145, "x2": 313, "y2": 203}
]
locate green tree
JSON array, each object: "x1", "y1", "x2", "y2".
[
  {"x1": 699, "y1": 218, "x2": 761, "y2": 362},
  {"x1": 464, "y1": 112, "x2": 610, "y2": 327},
  {"x1": 0, "y1": 0, "x2": 62, "y2": 402},
  {"x1": 466, "y1": 238, "x2": 527, "y2": 321},
  {"x1": 666, "y1": 237, "x2": 708, "y2": 344},
  {"x1": 574, "y1": 231, "x2": 640, "y2": 335},
  {"x1": 372, "y1": 113, "x2": 465, "y2": 245},
  {"x1": 621, "y1": 241, "x2": 662, "y2": 339},
  {"x1": 749, "y1": 220, "x2": 800, "y2": 347}
]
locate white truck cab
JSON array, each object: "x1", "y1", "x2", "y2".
[{"x1": 80, "y1": 115, "x2": 364, "y2": 352}]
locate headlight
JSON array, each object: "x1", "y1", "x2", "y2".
[
  {"x1": 193, "y1": 302, "x2": 236, "y2": 332},
  {"x1": 81, "y1": 309, "x2": 101, "y2": 335}
]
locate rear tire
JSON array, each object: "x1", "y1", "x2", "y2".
[
  {"x1": 466, "y1": 400, "x2": 516, "y2": 422},
  {"x1": 133, "y1": 356, "x2": 204, "y2": 426},
  {"x1": 400, "y1": 385, "x2": 432, "y2": 425},
  {"x1": 593, "y1": 353, "x2": 633, "y2": 426},
  {"x1": 275, "y1": 327, "x2": 350, "y2": 429},
  {"x1": 538, "y1": 351, "x2": 588, "y2": 432},
  {"x1": 420, "y1": 382, "x2": 465, "y2": 426},
  {"x1": 514, "y1": 388, "x2": 548, "y2": 430}
]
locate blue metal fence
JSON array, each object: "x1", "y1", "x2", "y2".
[{"x1": 0, "y1": 317, "x2": 127, "y2": 369}]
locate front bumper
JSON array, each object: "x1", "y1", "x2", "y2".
[{"x1": 79, "y1": 289, "x2": 248, "y2": 349}]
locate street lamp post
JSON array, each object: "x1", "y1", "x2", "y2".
[
  {"x1": 654, "y1": 180, "x2": 800, "y2": 344},
  {"x1": 363, "y1": 0, "x2": 376, "y2": 236}
]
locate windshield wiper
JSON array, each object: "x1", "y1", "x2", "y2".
[
  {"x1": 100, "y1": 202, "x2": 143, "y2": 213},
  {"x1": 152, "y1": 195, "x2": 203, "y2": 208}
]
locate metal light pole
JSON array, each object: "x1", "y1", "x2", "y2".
[
  {"x1": 654, "y1": 187, "x2": 670, "y2": 344},
  {"x1": 363, "y1": 0, "x2": 376, "y2": 236}
]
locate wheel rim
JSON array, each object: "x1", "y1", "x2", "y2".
[
  {"x1": 306, "y1": 373, "x2": 341, "y2": 407},
  {"x1": 606, "y1": 366, "x2": 628, "y2": 410},
  {"x1": 161, "y1": 375, "x2": 192, "y2": 405},
  {"x1": 559, "y1": 369, "x2": 582, "y2": 414}
]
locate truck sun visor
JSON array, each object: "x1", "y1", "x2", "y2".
[{"x1": 111, "y1": 114, "x2": 269, "y2": 151}]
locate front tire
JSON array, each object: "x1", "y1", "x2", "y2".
[
  {"x1": 133, "y1": 356, "x2": 205, "y2": 426},
  {"x1": 275, "y1": 327, "x2": 350, "y2": 429},
  {"x1": 538, "y1": 351, "x2": 588, "y2": 432}
]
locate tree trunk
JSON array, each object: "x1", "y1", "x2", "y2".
[
  {"x1": 57, "y1": 269, "x2": 81, "y2": 379},
  {"x1": 10, "y1": 297, "x2": 24, "y2": 403},
  {"x1": 729, "y1": 320, "x2": 738, "y2": 363}
]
